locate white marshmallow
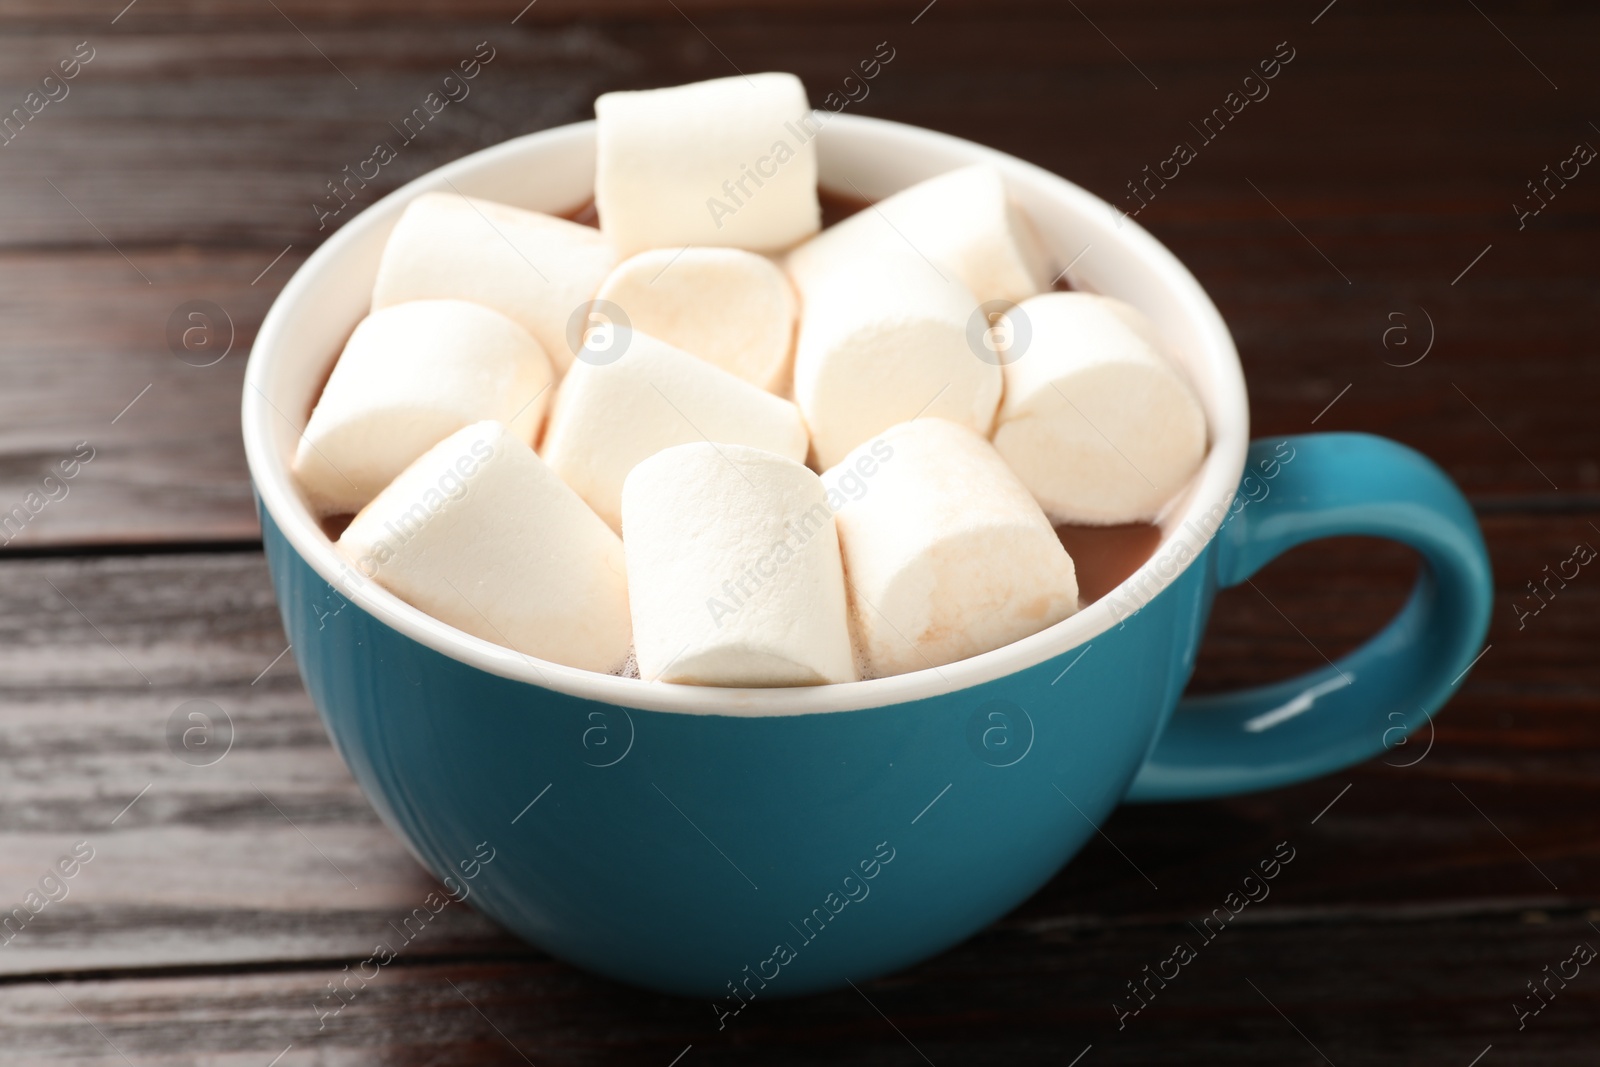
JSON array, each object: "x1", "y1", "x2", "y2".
[
  {"x1": 540, "y1": 330, "x2": 809, "y2": 531},
  {"x1": 621, "y1": 443, "x2": 855, "y2": 687},
  {"x1": 785, "y1": 164, "x2": 1049, "y2": 306},
  {"x1": 595, "y1": 73, "x2": 821, "y2": 256},
  {"x1": 992, "y1": 292, "x2": 1208, "y2": 524},
  {"x1": 829, "y1": 418, "x2": 1079, "y2": 678},
  {"x1": 593, "y1": 247, "x2": 797, "y2": 392},
  {"x1": 788, "y1": 239, "x2": 1000, "y2": 470},
  {"x1": 371, "y1": 191, "x2": 616, "y2": 374},
  {"x1": 293, "y1": 299, "x2": 554, "y2": 516},
  {"x1": 337, "y1": 421, "x2": 631, "y2": 674}
]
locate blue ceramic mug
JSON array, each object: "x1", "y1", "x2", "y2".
[{"x1": 243, "y1": 116, "x2": 1492, "y2": 999}]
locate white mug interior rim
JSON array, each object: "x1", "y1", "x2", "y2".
[{"x1": 242, "y1": 114, "x2": 1250, "y2": 717}]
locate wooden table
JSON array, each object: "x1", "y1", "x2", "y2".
[{"x1": 1, "y1": 0, "x2": 1595, "y2": 1062}]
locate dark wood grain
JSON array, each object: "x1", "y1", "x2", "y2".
[
  {"x1": 0, "y1": 0, "x2": 920, "y2": 21},
  {"x1": 0, "y1": 250, "x2": 288, "y2": 549},
  {"x1": 0, "y1": 521, "x2": 1591, "y2": 980},
  {"x1": 0, "y1": 6, "x2": 1593, "y2": 543},
  {"x1": 0, "y1": 3, "x2": 1593, "y2": 545},
  {"x1": 0, "y1": 0, "x2": 1595, "y2": 1061},
  {"x1": 0, "y1": 551, "x2": 511, "y2": 978},
  {"x1": 4, "y1": 916, "x2": 1598, "y2": 1066}
]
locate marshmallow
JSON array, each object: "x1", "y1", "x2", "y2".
[
  {"x1": 828, "y1": 418, "x2": 1079, "y2": 678},
  {"x1": 785, "y1": 164, "x2": 1049, "y2": 306},
  {"x1": 992, "y1": 292, "x2": 1208, "y2": 524},
  {"x1": 621, "y1": 443, "x2": 855, "y2": 686},
  {"x1": 540, "y1": 330, "x2": 809, "y2": 531},
  {"x1": 337, "y1": 421, "x2": 631, "y2": 674},
  {"x1": 293, "y1": 299, "x2": 554, "y2": 516},
  {"x1": 593, "y1": 247, "x2": 797, "y2": 391},
  {"x1": 371, "y1": 191, "x2": 616, "y2": 374},
  {"x1": 788, "y1": 239, "x2": 1000, "y2": 470},
  {"x1": 595, "y1": 73, "x2": 821, "y2": 256}
]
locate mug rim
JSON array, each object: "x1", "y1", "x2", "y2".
[{"x1": 242, "y1": 113, "x2": 1250, "y2": 717}]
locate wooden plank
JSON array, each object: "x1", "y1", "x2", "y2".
[
  {"x1": 0, "y1": 6, "x2": 1596, "y2": 544},
  {"x1": 0, "y1": 249, "x2": 288, "y2": 549},
  {"x1": 0, "y1": 1, "x2": 1591, "y2": 1059},
  {"x1": 0, "y1": 232, "x2": 1586, "y2": 549},
  {"x1": 2, "y1": 914, "x2": 1596, "y2": 1065},
  {"x1": 2, "y1": 10, "x2": 1595, "y2": 250},
  {"x1": 0, "y1": 551, "x2": 515, "y2": 977},
  {"x1": 0, "y1": 26, "x2": 614, "y2": 249},
  {"x1": 0, "y1": 511, "x2": 1593, "y2": 980}
]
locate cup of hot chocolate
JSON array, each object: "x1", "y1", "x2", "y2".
[{"x1": 242, "y1": 79, "x2": 1492, "y2": 997}]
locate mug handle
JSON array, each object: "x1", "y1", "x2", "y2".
[{"x1": 1126, "y1": 432, "x2": 1493, "y2": 802}]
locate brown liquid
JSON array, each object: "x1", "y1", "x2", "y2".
[
  {"x1": 564, "y1": 198, "x2": 600, "y2": 228},
  {"x1": 1055, "y1": 523, "x2": 1162, "y2": 605},
  {"x1": 818, "y1": 187, "x2": 870, "y2": 228},
  {"x1": 320, "y1": 512, "x2": 355, "y2": 541},
  {"x1": 564, "y1": 188, "x2": 868, "y2": 232}
]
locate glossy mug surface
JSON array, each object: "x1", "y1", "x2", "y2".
[{"x1": 243, "y1": 115, "x2": 1493, "y2": 998}]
